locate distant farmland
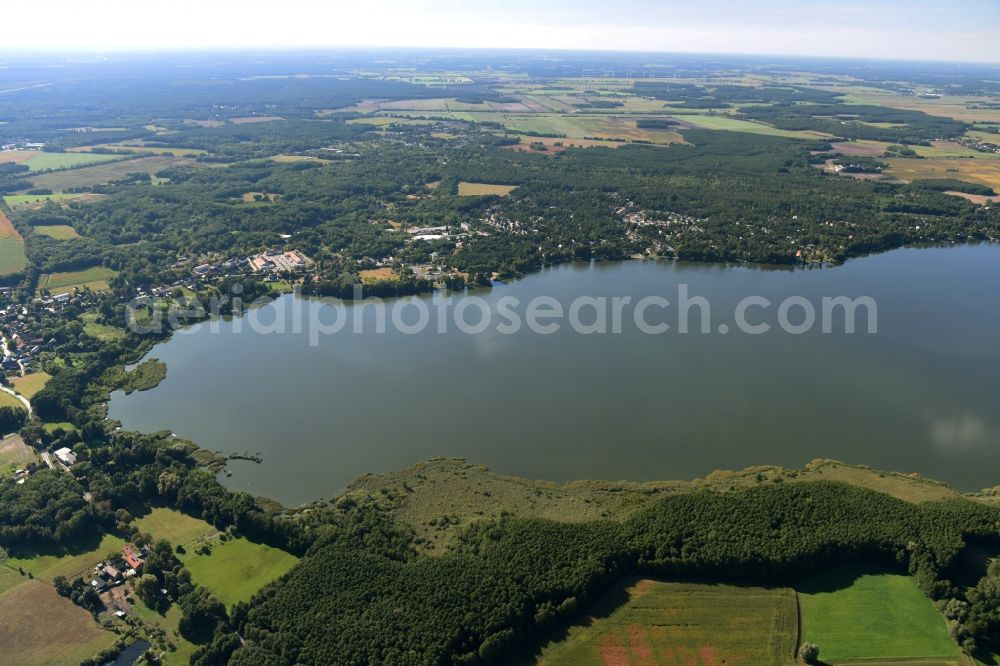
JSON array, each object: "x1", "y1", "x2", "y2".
[
  {"x1": 0, "y1": 150, "x2": 123, "y2": 172},
  {"x1": 457, "y1": 182, "x2": 517, "y2": 196},
  {"x1": 28, "y1": 155, "x2": 201, "y2": 191}
]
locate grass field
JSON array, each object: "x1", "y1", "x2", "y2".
[
  {"x1": 181, "y1": 537, "x2": 298, "y2": 608},
  {"x1": 458, "y1": 181, "x2": 517, "y2": 196},
  {"x1": 22, "y1": 152, "x2": 122, "y2": 172},
  {"x1": 0, "y1": 579, "x2": 117, "y2": 666},
  {"x1": 81, "y1": 312, "x2": 126, "y2": 341},
  {"x1": 0, "y1": 566, "x2": 27, "y2": 595},
  {"x1": 38, "y1": 266, "x2": 118, "y2": 295},
  {"x1": 529, "y1": 579, "x2": 797, "y2": 665},
  {"x1": 11, "y1": 372, "x2": 51, "y2": 398},
  {"x1": 677, "y1": 114, "x2": 827, "y2": 139},
  {"x1": 0, "y1": 238, "x2": 27, "y2": 274},
  {"x1": 797, "y1": 568, "x2": 961, "y2": 663},
  {"x1": 3, "y1": 193, "x2": 95, "y2": 208},
  {"x1": 0, "y1": 210, "x2": 26, "y2": 275},
  {"x1": 6, "y1": 533, "x2": 126, "y2": 583},
  {"x1": 33, "y1": 224, "x2": 81, "y2": 239},
  {"x1": 0, "y1": 435, "x2": 37, "y2": 470},
  {"x1": 0, "y1": 392, "x2": 26, "y2": 412},
  {"x1": 132, "y1": 600, "x2": 197, "y2": 665},
  {"x1": 4, "y1": 192, "x2": 104, "y2": 210},
  {"x1": 28, "y1": 155, "x2": 199, "y2": 191},
  {"x1": 133, "y1": 508, "x2": 218, "y2": 546}
]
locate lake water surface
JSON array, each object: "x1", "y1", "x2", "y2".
[{"x1": 110, "y1": 245, "x2": 1000, "y2": 506}]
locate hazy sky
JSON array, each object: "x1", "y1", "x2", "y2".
[{"x1": 5, "y1": 0, "x2": 999, "y2": 62}]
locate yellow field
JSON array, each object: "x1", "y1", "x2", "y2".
[
  {"x1": 11, "y1": 372, "x2": 51, "y2": 398},
  {"x1": 458, "y1": 182, "x2": 517, "y2": 196},
  {"x1": 38, "y1": 266, "x2": 118, "y2": 295},
  {"x1": 68, "y1": 144, "x2": 207, "y2": 157},
  {"x1": 33, "y1": 225, "x2": 81, "y2": 239},
  {"x1": 885, "y1": 157, "x2": 1000, "y2": 191},
  {"x1": 241, "y1": 191, "x2": 281, "y2": 202},
  {"x1": 359, "y1": 267, "x2": 398, "y2": 283}
]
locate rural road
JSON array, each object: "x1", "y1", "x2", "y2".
[{"x1": 0, "y1": 336, "x2": 32, "y2": 416}]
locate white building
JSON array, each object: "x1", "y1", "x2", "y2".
[{"x1": 54, "y1": 447, "x2": 77, "y2": 466}]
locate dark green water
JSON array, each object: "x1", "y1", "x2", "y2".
[{"x1": 109, "y1": 245, "x2": 1000, "y2": 506}]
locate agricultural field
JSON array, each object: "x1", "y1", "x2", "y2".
[
  {"x1": 32, "y1": 224, "x2": 81, "y2": 239},
  {"x1": 458, "y1": 181, "x2": 517, "y2": 196},
  {"x1": 5, "y1": 533, "x2": 127, "y2": 583},
  {"x1": 833, "y1": 139, "x2": 993, "y2": 159},
  {"x1": 181, "y1": 537, "x2": 299, "y2": 608},
  {"x1": 133, "y1": 508, "x2": 218, "y2": 547},
  {"x1": 0, "y1": 435, "x2": 37, "y2": 471},
  {"x1": 27, "y1": 155, "x2": 199, "y2": 191},
  {"x1": 797, "y1": 568, "x2": 961, "y2": 663},
  {"x1": 3, "y1": 193, "x2": 98, "y2": 208},
  {"x1": 884, "y1": 157, "x2": 1000, "y2": 193},
  {"x1": 38, "y1": 266, "x2": 118, "y2": 295},
  {"x1": 0, "y1": 210, "x2": 27, "y2": 276},
  {"x1": 528, "y1": 579, "x2": 797, "y2": 665},
  {"x1": 843, "y1": 91, "x2": 1000, "y2": 124},
  {"x1": 677, "y1": 114, "x2": 829, "y2": 139},
  {"x1": 67, "y1": 143, "x2": 207, "y2": 157},
  {"x1": 10, "y1": 372, "x2": 51, "y2": 398},
  {"x1": 0, "y1": 580, "x2": 117, "y2": 666}
]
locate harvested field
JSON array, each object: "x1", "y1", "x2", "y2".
[
  {"x1": 360, "y1": 267, "x2": 398, "y2": 283},
  {"x1": 28, "y1": 156, "x2": 198, "y2": 191},
  {"x1": 183, "y1": 118, "x2": 224, "y2": 127},
  {"x1": 0, "y1": 580, "x2": 117, "y2": 666},
  {"x1": 68, "y1": 144, "x2": 207, "y2": 157},
  {"x1": 241, "y1": 191, "x2": 281, "y2": 202},
  {"x1": 0, "y1": 150, "x2": 36, "y2": 164},
  {"x1": 230, "y1": 116, "x2": 284, "y2": 124},
  {"x1": 885, "y1": 157, "x2": 1000, "y2": 192},
  {"x1": 0, "y1": 210, "x2": 22, "y2": 240},
  {"x1": 944, "y1": 190, "x2": 1000, "y2": 204},
  {"x1": 458, "y1": 182, "x2": 517, "y2": 196}
]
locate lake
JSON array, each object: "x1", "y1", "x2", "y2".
[{"x1": 109, "y1": 245, "x2": 1000, "y2": 506}]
